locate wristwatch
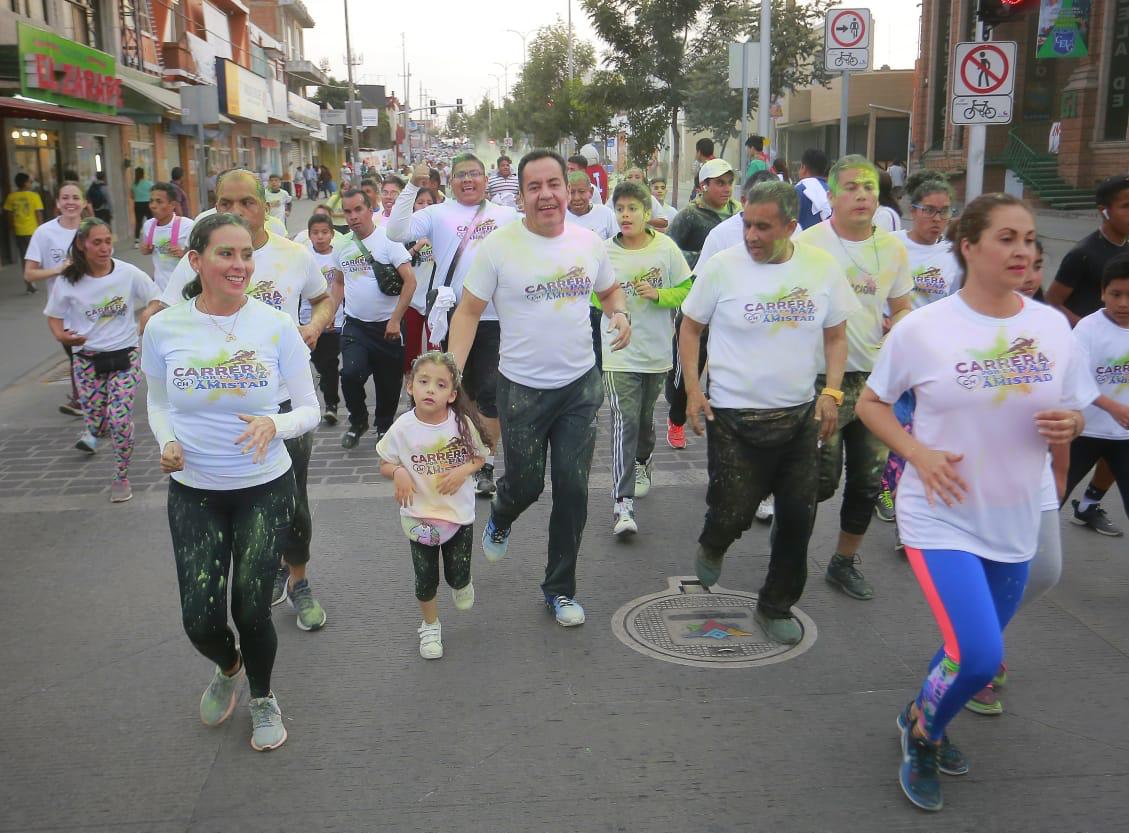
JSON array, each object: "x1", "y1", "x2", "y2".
[
  {"x1": 611, "y1": 310, "x2": 631, "y2": 324},
  {"x1": 820, "y1": 387, "x2": 844, "y2": 406}
]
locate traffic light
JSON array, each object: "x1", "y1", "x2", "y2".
[
  {"x1": 456, "y1": 98, "x2": 463, "y2": 114},
  {"x1": 429, "y1": 99, "x2": 437, "y2": 115},
  {"x1": 977, "y1": 0, "x2": 1039, "y2": 27}
]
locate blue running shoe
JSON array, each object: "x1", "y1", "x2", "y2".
[
  {"x1": 899, "y1": 721, "x2": 943, "y2": 811},
  {"x1": 544, "y1": 593, "x2": 585, "y2": 627},
  {"x1": 898, "y1": 701, "x2": 968, "y2": 776},
  {"x1": 481, "y1": 516, "x2": 511, "y2": 563}
]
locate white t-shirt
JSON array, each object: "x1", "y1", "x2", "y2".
[
  {"x1": 798, "y1": 221, "x2": 913, "y2": 372},
  {"x1": 142, "y1": 215, "x2": 195, "y2": 290},
  {"x1": 299, "y1": 248, "x2": 345, "y2": 330},
  {"x1": 487, "y1": 173, "x2": 520, "y2": 208},
  {"x1": 409, "y1": 241, "x2": 438, "y2": 314},
  {"x1": 43, "y1": 260, "x2": 158, "y2": 352},
  {"x1": 142, "y1": 298, "x2": 315, "y2": 490},
  {"x1": 655, "y1": 201, "x2": 679, "y2": 226},
  {"x1": 566, "y1": 203, "x2": 619, "y2": 240},
  {"x1": 601, "y1": 232, "x2": 692, "y2": 374},
  {"x1": 868, "y1": 293, "x2": 1096, "y2": 562},
  {"x1": 25, "y1": 217, "x2": 78, "y2": 298},
  {"x1": 874, "y1": 205, "x2": 903, "y2": 233},
  {"x1": 682, "y1": 242, "x2": 860, "y2": 409},
  {"x1": 385, "y1": 184, "x2": 520, "y2": 322},
  {"x1": 375, "y1": 408, "x2": 488, "y2": 526},
  {"x1": 697, "y1": 213, "x2": 745, "y2": 270},
  {"x1": 334, "y1": 227, "x2": 412, "y2": 322},
  {"x1": 895, "y1": 230, "x2": 962, "y2": 310},
  {"x1": 1073, "y1": 310, "x2": 1129, "y2": 440},
  {"x1": 463, "y1": 220, "x2": 616, "y2": 389},
  {"x1": 265, "y1": 188, "x2": 291, "y2": 223},
  {"x1": 194, "y1": 207, "x2": 288, "y2": 238}
]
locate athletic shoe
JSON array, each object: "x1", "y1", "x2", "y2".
[
  {"x1": 634, "y1": 458, "x2": 652, "y2": 498},
  {"x1": 341, "y1": 423, "x2": 368, "y2": 449},
  {"x1": 58, "y1": 401, "x2": 83, "y2": 417},
  {"x1": 199, "y1": 662, "x2": 244, "y2": 726},
  {"x1": 666, "y1": 419, "x2": 686, "y2": 450},
  {"x1": 613, "y1": 498, "x2": 638, "y2": 536},
  {"x1": 899, "y1": 730, "x2": 943, "y2": 811},
  {"x1": 75, "y1": 431, "x2": 97, "y2": 454},
  {"x1": 418, "y1": 619, "x2": 443, "y2": 659},
  {"x1": 895, "y1": 528, "x2": 905, "y2": 554},
  {"x1": 875, "y1": 488, "x2": 896, "y2": 523},
  {"x1": 755, "y1": 495, "x2": 775, "y2": 523},
  {"x1": 475, "y1": 463, "x2": 497, "y2": 497},
  {"x1": 452, "y1": 582, "x2": 475, "y2": 611},
  {"x1": 825, "y1": 553, "x2": 874, "y2": 600},
  {"x1": 110, "y1": 478, "x2": 132, "y2": 503},
  {"x1": 249, "y1": 693, "x2": 287, "y2": 751},
  {"x1": 1071, "y1": 500, "x2": 1123, "y2": 537},
  {"x1": 481, "y1": 516, "x2": 511, "y2": 563},
  {"x1": 288, "y1": 578, "x2": 327, "y2": 631},
  {"x1": 993, "y1": 663, "x2": 1007, "y2": 688},
  {"x1": 964, "y1": 682, "x2": 1002, "y2": 716},
  {"x1": 754, "y1": 608, "x2": 802, "y2": 645},
  {"x1": 545, "y1": 594, "x2": 585, "y2": 626},
  {"x1": 695, "y1": 544, "x2": 725, "y2": 588},
  {"x1": 270, "y1": 564, "x2": 290, "y2": 607},
  {"x1": 322, "y1": 405, "x2": 339, "y2": 426},
  {"x1": 898, "y1": 701, "x2": 968, "y2": 776}
]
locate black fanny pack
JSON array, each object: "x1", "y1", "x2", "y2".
[
  {"x1": 354, "y1": 232, "x2": 402, "y2": 296},
  {"x1": 84, "y1": 347, "x2": 134, "y2": 375}
]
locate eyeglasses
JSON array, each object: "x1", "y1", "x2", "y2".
[
  {"x1": 912, "y1": 204, "x2": 955, "y2": 220},
  {"x1": 452, "y1": 170, "x2": 485, "y2": 181}
]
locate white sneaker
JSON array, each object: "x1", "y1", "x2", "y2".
[
  {"x1": 75, "y1": 431, "x2": 97, "y2": 454},
  {"x1": 418, "y1": 619, "x2": 443, "y2": 659},
  {"x1": 634, "y1": 459, "x2": 653, "y2": 498},
  {"x1": 613, "y1": 498, "x2": 638, "y2": 536},
  {"x1": 452, "y1": 581, "x2": 475, "y2": 611},
  {"x1": 755, "y1": 495, "x2": 775, "y2": 522}
]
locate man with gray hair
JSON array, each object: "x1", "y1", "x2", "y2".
[{"x1": 679, "y1": 180, "x2": 859, "y2": 644}]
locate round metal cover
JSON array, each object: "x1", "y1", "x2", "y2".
[{"x1": 611, "y1": 577, "x2": 817, "y2": 669}]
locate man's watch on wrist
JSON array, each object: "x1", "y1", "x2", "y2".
[
  {"x1": 611, "y1": 310, "x2": 631, "y2": 324},
  {"x1": 820, "y1": 387, "x2": 845, "y2": 406}
]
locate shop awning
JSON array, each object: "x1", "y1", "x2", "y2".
[
  {"x1": 0, "y1": 96, "x2": 133, "y2": 126},
  {"x1": 118, "y1": 75, "x2": 182, "y2": 116}
]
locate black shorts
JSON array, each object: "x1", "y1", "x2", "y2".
[{"x1": 463, "y1": 320, "x2": 500, "y2": 418}]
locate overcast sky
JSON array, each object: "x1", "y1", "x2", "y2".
[{"x1": 303, "y1": 1, "x2": 920, "y2": 112}]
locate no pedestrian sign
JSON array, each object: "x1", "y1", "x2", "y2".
[
  {"x1": 950, "y1": 41, "x2": 1016, "y2": 125},
  {"x1": 824, "y1": 8, "x2": 871, "y2": 72}
]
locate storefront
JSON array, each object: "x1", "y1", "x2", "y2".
[{"x1": 216, "y1": 58, "x2": 270, "y2": 177}]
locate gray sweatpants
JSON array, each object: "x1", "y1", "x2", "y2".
[{"x1": 603, "y1": 370, "x2": 665, "y2": 500}]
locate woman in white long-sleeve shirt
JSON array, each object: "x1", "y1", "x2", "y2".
[{"x1": 141, "y1": 213, "x2": 319, "y2": 752}]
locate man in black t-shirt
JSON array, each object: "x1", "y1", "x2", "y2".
[{"x1": 1046, "y1": 175, "x2": 1129, "y2": 537}]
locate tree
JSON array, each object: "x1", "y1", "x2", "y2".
[
  {"x1": 508, "y1": 21, "x2": 598, "y2": 147},
  {"x1": 311, "y1": 75, "x2": 349, "y2": 110}
]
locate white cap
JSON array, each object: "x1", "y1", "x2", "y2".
[
  {"x1": 698, "y1": 158, "x2": 734, "y2": 183},
  {"x1": 580, "y1": 143, "x2": 600, "y2": 165}
]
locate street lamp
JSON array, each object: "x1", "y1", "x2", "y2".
[
  {"x1": 488, "y1": 73, "x2": 503, "y2": 109},
  {"x1": 342, "y1": 0, "x2": 361, "y2": 166},
  {"x1": 494, "y1": 62, "x2": 518, "y2": 98},
  {"x1": 506, "y1": 28, "x2": 534, "y2": 67}
]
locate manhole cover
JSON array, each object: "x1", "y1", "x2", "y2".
[{"x1": 611, "y1": 577, "x2": 817, "y2": 669}]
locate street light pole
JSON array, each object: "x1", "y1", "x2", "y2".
[
  {"x1": 506, "y1": 29, "x2": 531, "y2": 67},
  {"x1": 567, "y1": 0, "x2": 574, "y2": 82},
  {"x1": 343, "y1": 0, "x2": 360, "y2": 167}
]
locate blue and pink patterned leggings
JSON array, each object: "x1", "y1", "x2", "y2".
[{"x1": 73, "y1": 348, "x2": 141, "y2": 481}]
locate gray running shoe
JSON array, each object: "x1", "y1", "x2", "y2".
[
  {"x1": 249, "y1": 693, "x2": 287, "y2": 751},
  {"x1": 200, "y1": 662, "x2": 244, "y2": 726},
  {"x1": 271, "y1": 564, "x2": 290, "y2": 607},
  {"x1": 288, "y1": 578, "x2": 327, "y2": 631},
  {"x1": 634, "y1": 458, "x2": 652, "y2": 498},
  {"x1": 1071, "y1": 500, "x2": 1124, "y2": 537},
  {"x1": 825, "y1": 553, "x2": 875, "y2": 600}
]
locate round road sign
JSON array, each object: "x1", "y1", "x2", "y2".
[
  {"x1": 960, "y1": 44, "x2": 1010, "y2": 95},
  {"x1": 830, "y1": 10, "x2": 867, "y2": 49}
]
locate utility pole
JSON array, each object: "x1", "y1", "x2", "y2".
[
  {"x1": 342, "y1": 0, "x2": 360, "y2": 166},
  {"x1": 567, "y1": 0, "x2": 574, "y2": 82},
  {"x1": 758, "y1": 0, "x2": 771, "y2": 141},
  {"x1": 965, "y1": 17, "x2": 989, "y2": 200}
]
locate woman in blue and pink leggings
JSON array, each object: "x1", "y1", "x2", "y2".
[{"x1": 857, "y1": 194, "x2": 1093, "y2": 813}]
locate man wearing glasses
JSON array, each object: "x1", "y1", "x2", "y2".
[{"x1": 387, "y1": 153, "x2": 520, "y2": 497}]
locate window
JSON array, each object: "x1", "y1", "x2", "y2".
[
  {"x1": 119, "y1": 0, "x2": 156, "y2": 69},
  {"x1": 10, "y1": 0, "x2": 48, "y2": 22},
  {"x1": 64, "y1": 0, "x2": 102, "y2": 50},
  {"x1": 930, "y1": 0, "x2": 952, "y2": 151}
]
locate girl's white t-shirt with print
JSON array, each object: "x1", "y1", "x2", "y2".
[
  {"x1": 566, "y1": 203, "x2": 619, "y2": 240},
  {"x1": 141, "y1": 298, "x2": 314, "y2": 490},
  {"x1": 334, "y1": 227, "x2": 412, "y2": 322},
  {"x1": 1073, "y1": 310, "x2": 1129, "y2": 440},
  {"x1": 681, "y1": 242, "x2": 860, "y2": 410},
  {"x1": 867, "y1": 293, "x2": 1097, "y2": 562},
  {"x1": 463, "y1": 220, "x2": 617, "y2": 389},
  {"x1": 601, "y1": 232, "x2": 693, "y2": 374},
  {"x1": 299, "y1": 248, "x2": 345, "y2": 330},
  {"x1": 43, "y1": 260, "x2": 158, "y2": 352},
  {"x1": 142, "y1": 215, "x2": 195, "y2": 290},
  {"x1": 894, "y1": 230, "x2": 962, "y2": 310},
  {"x1": 376, "y1": 408, "x2": 488, "y2": 526},
  {"x1": 25, "y1": 217, "x2": 78, "y2": 298}
]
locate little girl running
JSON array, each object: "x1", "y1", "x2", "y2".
[{"x1": 376, "y1": 351, "x2": 487, "y2": 659}]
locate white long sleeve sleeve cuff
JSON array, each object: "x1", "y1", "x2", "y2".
[
  {"x1": 385, "y1": 183, "x2": 420, "y2": 242},
  {"x1": 145, "y1": 374, "x2": 178, "y2": 449},
  {"x1": 268, "y1": 359, "x2": 321, "y2": 439}
]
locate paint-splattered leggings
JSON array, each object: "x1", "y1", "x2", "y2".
[
  {"x1": 880, "y1": 390, "x2": 916, "y2": 495},
  {"x1": 72, "y1": 349, "x2": 141, "y2": 480},
  {"x1": 410, "y1": 523, "x2": 473, "y2": 601},
  {"x1": 904, "y1": 547, "x2": 1029, "y2": 742},
  {"x1": 168, "y1": 471, "x2": 296, "y2": 698}
]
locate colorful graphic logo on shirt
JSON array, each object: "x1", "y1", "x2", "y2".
[
  {"x1": 684, "y1": 619, "x2": 753, "y2": 640},
  {"x1": 247, "y1": 280, "x2": 285, "y2": 310},
  {"x1": 849, "y1": 273, "x2": 879, "y2": 296},
  {"x1": 954, "y1": 332, "x2": 1054, "y2": 400},
  {"x1": 171, "y1": 348, "x2": 271, "y2": 396},
  {"x1": 1097, "y1": 351, "x2": 1129, "y2": 393},
  {"x1": 912, "y1": 265, "x2": 948, "y2": 297},
  {"x1": 84, "y1": 295, "x2": 128, "y2": 323},
  {"x1": 744, "y1": 286, "x2": 817, "y2": 327},
  {"x1": 525, "y1": 266, "x2": 593, "y2": 302},
  {"x1": 458, "y1": 218, "x2": 498, "y2": 241},
  {"x1": 410, "y1": 436, "x2": 471, "y2": 476},
  {"x1": 622, "y1": 266, "x2": 663, "y2": 297}
]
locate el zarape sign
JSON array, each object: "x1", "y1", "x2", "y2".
[{"x1": 18, "y1": 22, "x2": 121, "y2": 114}]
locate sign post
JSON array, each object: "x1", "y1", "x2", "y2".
[
  {"x1": 824, "y1": 8, "x2": 872, "y2": 157},
  {"x1": 729, "y1": 41, "x2": 760, "y2": 178},
  {"x1": 950, "y1": 32, "x2": 1016, "y2": 201}
]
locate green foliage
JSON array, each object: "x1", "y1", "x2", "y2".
[{"x1": 310, "y1": 75, "x2": 349, "y2": 110}]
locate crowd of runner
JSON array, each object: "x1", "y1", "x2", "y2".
[{"x1": 18, "y1": 144, "x2": 1129, "y2": 810}]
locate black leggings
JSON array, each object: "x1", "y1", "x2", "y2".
[
  {"x1": 1064, "y1": 435, "x2": 1129, "y2": 518},
  {"x1": 133, "y1": 201, "x2": 151, "y2": 241},
  {"x1": 168, "y1": 471, "x2": 296, "y2": 697},
  {"x1": 311, "y1": 330, "x2": 341, "y2": 409},
  {"x1": 410, "y1": 523, "x2": 473, "y2": 601}
]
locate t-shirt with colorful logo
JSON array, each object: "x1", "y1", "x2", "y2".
[
  {"x1": 386, "y1": 184, "x2": 520, "y2": 322},
  {"x1": 567, "y1": 204, "x2": 618, "y2": 240},
  {"x1": 141, "y1": 297, "x2": 315, "y2": 490},
  {"x1": 25, "y1": 217, "x2": 78, "y2": 300},
  {"x1": 601, "y1": 232, "x2": 693, "y2": 374},
  {"x1": 798, "y1": 221, "x2": 913, "y2": 372},
  {"x1": 375, "y1": 408, "x2": 488, "y2": 527},
  {"x1": 867, "y1": 293, "x2": 1097, "y2": 562},
  {"x1": 681, "y1": 242, "x2": 860, "y2": 410},
  {"x1": 334, "y1": 227, "x2": 412, "y2": 323},
  {"x1": 463, "y1": 220, "x2": 617, "y2": 389},
  {"x1": 3, "y1": 189, "x2": 44, "y2": 236},
  {"x1": 299, "y1": 248, "x2": 345, "y2": 330},
  {"x1": 141, "y1": 215, "x2": 195, "y2": 290},
  {"x1": 894, "y1": 230, "x2": 962, "y2": 310},
  {"x1": 43, "y1": 260, "x2": 158, "y2": 353},
  {"x1": 265, "y1": 188, "x2": 291, "y2": 224},
  {"x1": 1073, "y1": 309, "x2": 1129, "y2": 441}
]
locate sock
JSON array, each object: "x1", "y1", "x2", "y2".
[
  {"x1": 1079, "y1": 484, "x2": 1106, "y2": 512},
  {"x1": 486, "y1": 455, "x2": 495, "y2": 467}
]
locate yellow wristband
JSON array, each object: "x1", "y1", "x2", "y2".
[{"x1": 820, "y1": 387, "x2": 844, "y2": 406}]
